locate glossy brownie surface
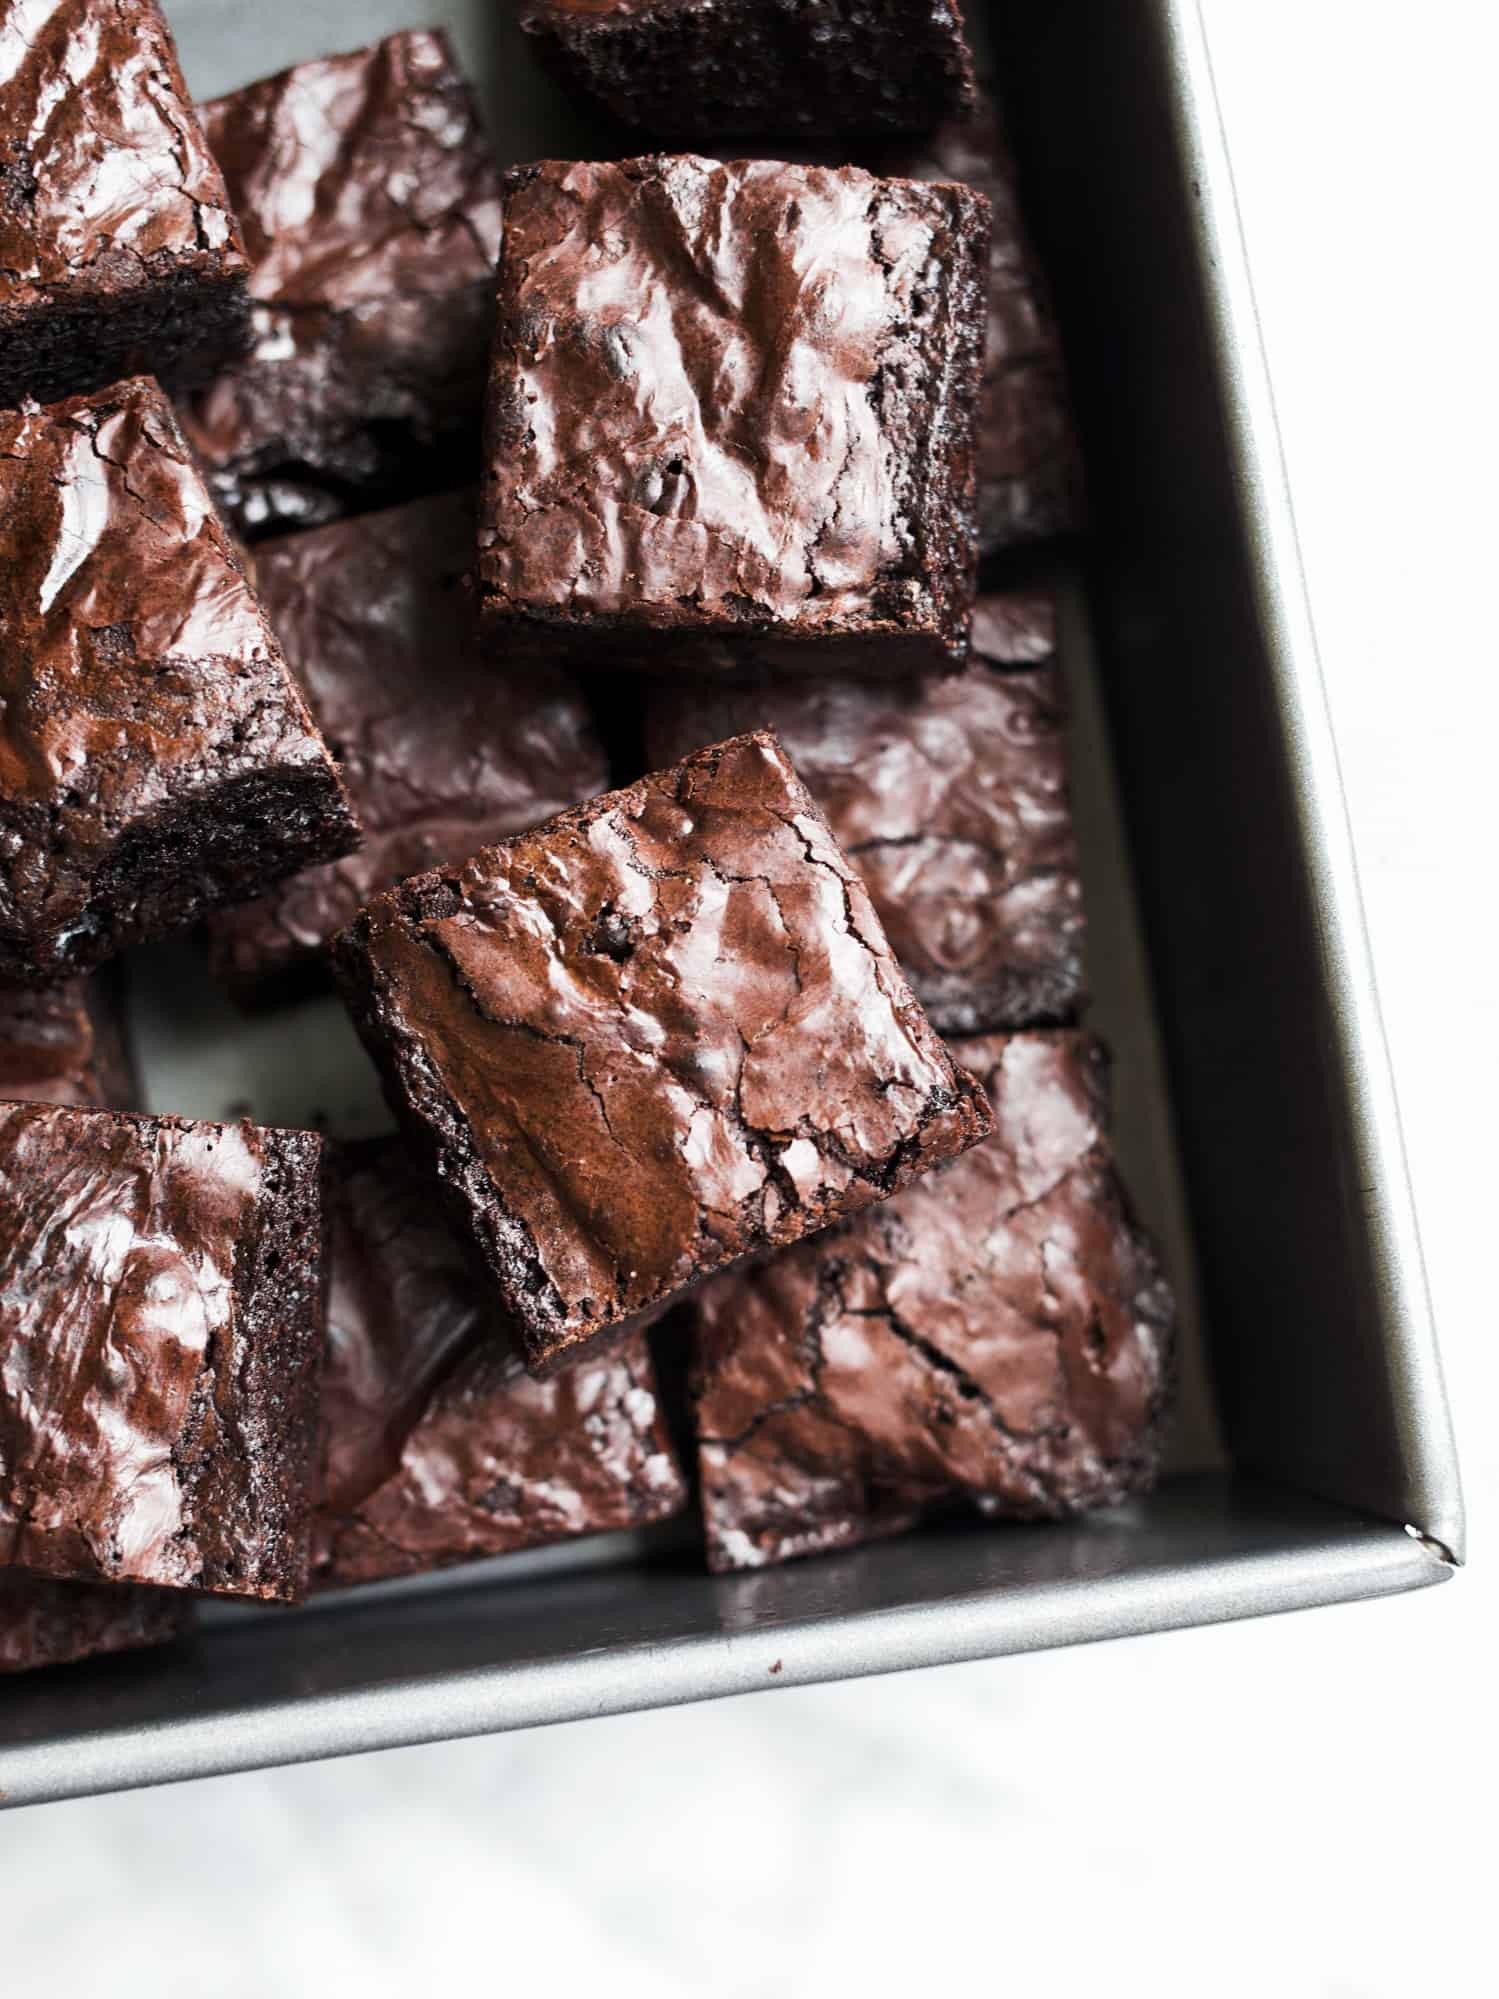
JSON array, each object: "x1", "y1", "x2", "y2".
[
  {"x1": 0, "y1": 1103, "x2": 327, "y2": 1602},
  {"x1": 0, "y1": 376, "x2": 357, "y2": 984},
  {"x1": 333, "y1": 731, "x2": 992, "y2": 1371},
  {"x1": 480, "y1": 156, "x2": 988, "y2": 674}
]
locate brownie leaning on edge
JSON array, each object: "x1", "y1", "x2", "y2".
[
  {"x1": 479, "y1": 155, "x2": 989, "y2": 677},
  {"x1": 0, "y1": 376, "x2": 359, "y2": 987},
  {"x1": 0, "y1": 0, "x2": 250, "y2": 408},
  {"x1": 205, "y1": 492, "x2": 609, "y2": 1009},
  {"x1": 0, "y1": 1103, "x2": 328, "y2": 1604},
  {"x1": 691, "y1": 1032, "x2": 1176, "y2": 1572},
  {"x1": 179, "y1": 29, "x2": 505, "y2": 539},
  {"x1": 315, "y1": 1139, "x2": 686, "y2": 1589},
  {"x1": 332, "y1": 731, "x2": 993, "y2": 1376}
]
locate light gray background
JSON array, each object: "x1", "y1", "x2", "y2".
[{"x1": 4, "y1": 4, "x2": 1495, "y2": 1992}]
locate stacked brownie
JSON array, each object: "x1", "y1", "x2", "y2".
[{"x1": 0, "y1": 0, "x2": 1173, "y2": 1680}]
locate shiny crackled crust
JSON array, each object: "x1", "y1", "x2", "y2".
[
  {"x1": 692, "y1": 1032, "x2": 1176, "y2": 1572},
  {"x1": 332, "y1": 731, "x2": 992, "y2": 1372},
  {"x1": 0, "y1": 1103, "x2": 327, "y2": 1602},
  {"x1": 0, "y1": 0, "x2": 249, "y2": 404},
  {"x1": 479, "y1": 156, "x2": 988, "y2": 675},
  {"x1": 0, "y1": 1569, "x2": 187, "y2": 1676},
  {"x1": 315, "y1": 1140, "x2": 685, "y2": 1587},
  {"x1": 0, "y1": 377, "x2": 358, "y2": 984},
  {"x1": 648, "y1": 588, "x2": 1083, "y2": 1033},
  {"x1": 519, "y1": 0, "x2": 976, "y2": 142},
  {"x1": 179, "y1": 30, "x2": 505, "y2": 537},
  {"x1": 206, "y1": 494, "x2": 608, "y2": 1007}
]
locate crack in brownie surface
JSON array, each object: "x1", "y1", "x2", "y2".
[
  {"x1": 333, "y1": 731, "x2": 992, "y2": 1371},
  {"x1": 692, "y1": 1032, "x2": 1175, "y2": 1570}
]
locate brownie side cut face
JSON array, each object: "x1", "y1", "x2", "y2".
[
  {"x1": 315, "y1": 1139, "x2": 686, "y2": 1589},
  {"x1": 0, "y1": 376, "x2": 358, "y2": 986},
  {"x1": 519, "y1": 0, "x2": 976, "y2": 142},
  {"x1": 0, "y1": 1103, "x2": 328, "y2": 1602},
  {"x1": 179, "y1": 30, "x2": 505, "y2": 538},
  {"x1": 332, "y1": 731, "x2": 993, "y2": 1373},
  {"x1": 692, "y1": 1032, "x2": 1176, "y2": 1572},
  {"x1": 479, "y1": 156, "x2": 988, "y2": 677},
  {"x1": 205, "y1": 493, "x2": 609, "y2": 1007},
  {"x1": 0, "y1": 0, "x2": 250, "y2": 407},
  {"x1": 647, "y1": 588, "x2": 1084, "y2": 1033},
  {"x1": 0, "y1": 1570, "x2": 187, "y2": 1677}
]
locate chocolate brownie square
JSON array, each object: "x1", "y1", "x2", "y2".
[
  {"x1": 205, "y1": 492, "x2": 609, "y2": 1007},
  {"x1": 0, "y1": 1570, "x2": 187, "y2": 1677},
  {"x1": 332, "y1": 731, "x2": 992, "y2": 1373},
  {"x1": 479, "y1": 156, "x2": 988, "y2": 677},
  {"x1": 0, "y1": 375, "x2": 358, "y2": 986},
  {"x1": 0, "y1": 1102, "x2": 328, "y2": 1602},
  {"x1": 519, "y1": 0, "x2": 976, "y2": 142},
  {"x1": 692, "y1": 1032, "x2": 1175, "y2": 1571},
  {"x1": 0, "y1": 0, "x2": 250, "y2": 407},
  {"x1": 0, "y1": 972, "x2": 135, "y2": 1107},
  {"x1": 178, "y1": 31, "x2": 505, "y2": 538},
  {"x1": 315, "y1": 1139, "x2": 686, "y2": 1588},
  {"x1": 647, "y1": 589, "x2": 1084, "y2": 1032}
]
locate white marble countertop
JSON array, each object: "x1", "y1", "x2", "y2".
[{"x1": 3, "y1": 5, "x2": 1493, "y2": 1992}]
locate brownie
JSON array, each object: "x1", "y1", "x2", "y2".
[
  {"x1": 0, "y1": 376, "x2": 359, "y2": 987},
  {"x1": 0, "y1": 973, "x2": 135, "y2": 1107},
  {"x1": 479, "y1": 156, "x2": 989, "y2": 677},
  {"x1": 646, "y1": 589, "x2": 1084, "y2": 1033},
  {"x1": 0, "y1": 1570, "x2": 187, "y2": 1677},
  {"x1": 315, "y1": 1139, "x2": 686, "y2": 1588},
  {"x1": 203, "y1": 494, "x2": 609, "y2": 1007},
  {"x1": 332, "y1": 731, "x2": 993, "y2": 1374},
  {"x1": 0, "y1": 0, "x2": 250, "y2": 408},
  {"x1": 178, "y1": 31, "x2": 505, "y2": 539},
  {"x1": 518, "y1": 0, "x2": 976, "y2": 142},
  {"x1": 692, "y1": 1032, "x2": 1176, "y2": 1571},
  {"x1": 0, "y1": 1102, "x2": 328, "y2": 1602}
]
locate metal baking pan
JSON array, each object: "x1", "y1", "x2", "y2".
[{"x1": 0, "y1": 0, "x2": 1463, "y2": 1808}]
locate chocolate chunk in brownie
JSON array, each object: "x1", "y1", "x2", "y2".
[
  {"x1": 519, "y1": 0, "x2": 975, "y2": 143},
  {"x1": 0, "y1": 1570, "x2": 187, "y2": 1677},
  {"x1": 0, "y1": 375, "x2": 359, "y2": 986},
  {"x1": 332, "y1": 731, "x2": 992, "y2": 1374},
  {"x1": 479, "y1": 156, "x2": 988, "y2": 677},
  {"x1": 0, "y1": 0, "x2": 250, "y2": 408},
  {"x1": 0, "y1": 1102, "x2": 328, "y2": 1602},
  {"x1": 178, "y1": 31, "x2": 505, "y2": 538},
  {"x1": 205, "y1": 492, "x2": 608, "y2": 1007},
  {"x1": 647, "y1": 589, "x2": 1084, "y2": 1033},
  {"x1": 692, "y1": 1032, "x2": 1175, "y2": 1571},
  {"x1": 315, "y1": 1138, "x2": 686, "y2": 1588}
]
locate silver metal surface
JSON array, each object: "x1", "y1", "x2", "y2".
[{"x1": 0, "y1": 0, "x2": 1463, "y2": 1806}]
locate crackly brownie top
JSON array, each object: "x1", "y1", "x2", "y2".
[
  {"x1": 481, "y1": 155, "x2": 985, "y2": 637},
  {"x1": 648, "y1": 588, "x2": 1080, "y2": 1026},
  {"x1": 0, "y1": 377, "x2": 341, "y2": 934},
  {"x1": 197, "y1": 30, "x2": 502, "y2": 313},
  {"x1": 0, "y1": 1102, "x2": 322, "y2": 1592},
  {"x1": 315, "y1": 1138, "x2": 684, "y2": 1584},
  {"x1": 340, "y1": 731, "x2": 990, "y2": 1341},
  {"x1": 694, "y1": 1032, "x2": 1175, "y2": 1569},
  {"x1": 209, "y1": 494, "x2": 607, "y2": 985},
  {"x1": 0, "y1": 0, "x2": 246, "y2": 305}
]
